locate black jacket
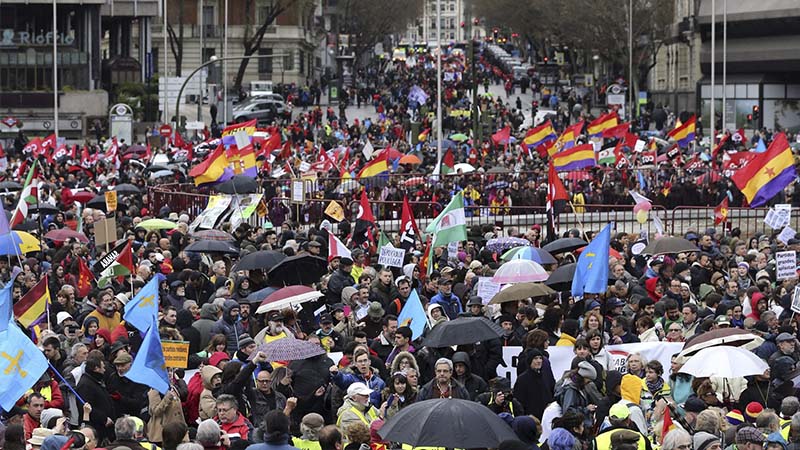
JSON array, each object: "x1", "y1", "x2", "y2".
[
  {"x1": 452, "y1": 352, "x2": 488, "y2": 400},
  {"x1": 76, "y1": 370, "x2": 117, "y2": 441},
  {"x1": 106, "y1": 371, "x2": 149, "y2": 418},
  {"x1": 513, "y1": 367, "x2": 555, "y2": 419},
  {"x1": 327, "y1": 269, "x2": 355, "y2": 304}
]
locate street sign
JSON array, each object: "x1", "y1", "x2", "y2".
[{"x1": 159, "y1": 124, "x2": 173, "y2": 137}]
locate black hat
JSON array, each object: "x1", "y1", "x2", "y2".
[
  {"x1": 466, "y1": 296, "x2": 483, "y2": 306},
  {"x1": 266, "y1": 311, "x2": 285, "y2": 322},
  {"x1": 340, "y1": 257, "x2": 354, "y2": 266},
  {"x1": 684, "y1": 397, "x2": 707, "y2": 413},
  {"x1": 437, "y1": 278, "x2": 452, "y2": 286},
  {"x1": 170, "y1": 280, "x2": 185, "y2": 288},
  {"x1": 319, "y1": 313, "x2": 333, "y2": 324},
  {"x1": 330, "y1": 303, "x2": 345, "y2": 312}
]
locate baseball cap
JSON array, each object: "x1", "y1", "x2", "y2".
[
  {"x1": 346, "y1": 382, "x2": 373, "y2": 397},
  {"x1": 609, "y1": 403, "x2": 630, "y2": 420}
]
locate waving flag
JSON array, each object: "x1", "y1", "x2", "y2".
[
  {"x1": 440, "y1": 148, "x2": 455, "y2": 175},
  {"x1": 94, "y1": 240, "x2": 135, "y2": 288},
  {"x1": 425, "y1": 192, "x2": 467, "y2": 248},
  {"x1": 76, "y1": 258, "x2": 94, "y2": 298},
  {"x1": 587, "y1": 112, "x2": 618, "y2": 137},
  {"x1": 221, "y1": 119, "x2": 256, "y2": 146},
  {"x1": 523, "y1": 121, "x2": 557, "y2": 150},
  {"x1": 124, "y1": 316, "x2": 170, "y2": 394},
  {"x1": 714, "y1": 197, "x2": 729, "y2": 225},
  {"x1": 353, "y1": 191, "x2": 376, "y2": 249},
  {"x1": 491, "y1": 126, "x2": 511, "y2": 145},
  {"x1": 357, "y1": 151, "x2": 388, "y2": 179},
  {"x1": 124, "y1": 275, "x2": 162, "y2": 333},
  {"x1": 552, "y1": 144, "x2": 596, "y2": 171},
  {"x1": 10, "y1": 160, "x2": 39, "y2": 229},
  {"x1": 399, "y1": 196, "x2": 420, "y2": 253},
  {"x1": 14, "y1": 275, "x2": 49, "y2": 328},
  {"x1": 328, "y1": 233, "x2": 351, "y2": 262},
  {"x1": 189, "y1": 144, "x2": 232, "y2": 186},
  {"x1": 398, "y1": 290, "x2": 427, "y2": 340},
  {"x1": 0, "y1": 314, "x2": 48, "y2": 410},
  {"x1": 667, "y1": 115, "x2": 696, "y2": 147},
  {"x1": 22, "y1": 138, "x2": 42, "y2": 156},
  {"x1": 552, "y1": 121, "x2": 584, "y2": 155},
  {"x1": 572, "y1": 223, "x2": 612, "y2": 298},
  {"x1": 732, "y1": 132, "x2": 796, "y2": 207}
]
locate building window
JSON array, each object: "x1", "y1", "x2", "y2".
[
  {"x1": 283, "y1": 51, "x2": 294, "y2": 71},
  {"x1": 299, "y1": 50, "x2": 305, "y2": 74},
  {"x1": 258, "y1": 48, "x2": 273, "y2": 75},
  {"x1": 257, "y1": 0, "x2": 276, "y2": 25}
]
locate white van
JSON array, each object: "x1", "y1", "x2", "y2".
[{"x1": 249, "y1": 80, "x2": 274, "y2": 97}]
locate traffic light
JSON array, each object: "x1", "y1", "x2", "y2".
[{"x1": 752, "y1": 105, "x2": 760, "y2": 121}]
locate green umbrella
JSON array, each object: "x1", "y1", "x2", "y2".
[
  {"x1": 138, "y1": 218, "x2": 178, "y2": 231},
  {"x1": 449, "y1": 133, "x2": 469, "y2": 142}
]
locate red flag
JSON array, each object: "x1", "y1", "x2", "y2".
[
  {"x1": 105, "y1": 138, "x2": 119, "y2": 165},
  {"x1": 546, "y1": 161, "x2": 569, "y2": 215},
  {"x1": 399, "y1": 196, "x2": 419, "y2": 252},
  {"x1": 0, "y1": 141, "x2": 4, "y2": 158},
  {"x1": 712, "y1": 132, "x2": 729, "y2": 160},
  {"x1": 258, "y1": 133, "x2": 282, "y2": 159},
  {"x1": 491, "y1": 126, "x2": 511, "y2": 145},
  {"x1": 319, "y1": 147, "x2": 339, "y2": 173},
  {"x1": 41, "y1": 134, "x2": 57, "y2": 151},
  {"x1": 51, "y1": 143, "x2": 69, "y2": 163},
  {"x1": 714, "y1": 197, "x2": 730, "y2": 225},
  {"x1": 662, "y1": 406, "x2": 675, "y2": 443},
  {"x1": 684, "y1": 154, "x2": 705, "y2": 171},
  {"x1": 280, "y1": 141, "x2": 293, "y2": 160},
  {"x1": 144, "y1": 142, "x2": 153, "y2": 161},
  {"x1": 353, "y1": 190, "x2": 376, "y2": 249},
  {"x1": 23, "y1": 138, "x2": 42, "y2": 156},
  {"x1": 419, "y1": 236, "x2": 431, "y2": 277},
  {"x1": 69, "y1": 144, "x2": 77, "y2": 160},
  {"x1": 76, "y1": 258, "x2": 94, "y2": 297},
  {"x1": 601, "y1": 122, "x2": 631, "y2": 139},
  {"x1": 613, "y1": 140, "x2": 629, "y2": 170},
  {"x1": 732, "y1": 128, "x2": 748, "y2": 146},
  {"x1": 80, "y1": 145, "x2": 94, "y2": 168}
]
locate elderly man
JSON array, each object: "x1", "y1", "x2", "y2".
[
  {"x1": 106, "y1": 417, "x2": 150, "y2": 450},
  {"x1": 336, "y1": 382, "x2": 381, "y2": 430},
  {"x1": 417, "y1": 358, "x2": 470, "y2": 400},
  {"x1": 215, "y1": 394, "x2": 254, "y2": 441},
  {"x1": 196, "y1": 419, "x2": 230, "y2": 450}
]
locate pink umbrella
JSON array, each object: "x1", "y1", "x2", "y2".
[
  {"x1": 491, "y1": 259, "x2": 548, "y2": 284},
  {"x1": 44, "y1": 229, "x2": 89, "y2": 243},
  {"x1": 256, "y1": 285, "x2": 324, "y2": 314}
]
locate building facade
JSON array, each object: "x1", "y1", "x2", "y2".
[{"x1": 401, "y1": 0, "x2": 467, "y2": 45}]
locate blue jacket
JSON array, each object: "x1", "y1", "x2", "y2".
[
  {"x1": 430, "y1": 292, "x2": 463, "y2": 319},
  {"x1": 331, "y1": 370, "x2": 386, "y2": 407}
]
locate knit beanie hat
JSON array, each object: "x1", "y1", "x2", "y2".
[
  {"x1": 745, "y1": 402, "x2": 764, "y2": 422},
  {"x1": 693, "y1": 432, "x2": 721, "y2": 450},
  {"x1": 726, "y1": 409, "x2": 745, "y2": 426}
]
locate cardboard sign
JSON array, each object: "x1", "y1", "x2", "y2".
[
  {"x1": 94, "y1": 217, "x2": 117, "y2": 247},
  {"x1": 161, "y1": 340, "x2": 190, "y2": 368},
  {"x1": 776, "y1": 251, "x2": 798, "y2": 281},
  {"x1": 104, "y1": 191, "x2": 118, "y2": 212},
  {"x1": 779, "y1": 226, "x2": 797, "y2": 245},
  {"x1": 476, "y1": 277, "x2": 502, "y2": 304},
  {"x1": 378, "y1": 245, "x2": 405, "y2": 268},
  {"x1": 791, "y1": 286, "x2": 800, "y2": 315}
]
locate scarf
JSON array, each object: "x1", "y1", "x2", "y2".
[{"x1": 646, "y1": 377, "x2": 665, "y2": 396}]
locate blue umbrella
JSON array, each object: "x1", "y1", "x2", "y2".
[
  {"x1": 505, "y1": 247, "x2": 558, "y2": 265},
  {"x1": 429, "y1": 140, "x2": 457, "y2": 150},
  {"x1": 0, "y1": 232, "x2": 25, "y2": 256}
]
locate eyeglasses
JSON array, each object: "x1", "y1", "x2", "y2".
[
  {"x1": 257, "y1": 379, "x2": 271, "y2": 383},
  {"x1": 668, "y1": 328, "x2": 682, "y2": 332}
]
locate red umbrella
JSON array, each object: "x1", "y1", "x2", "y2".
[
  {"x1": 45, "y1": 229, "x2": 89, "y2": 243},
  {"x1": 69, "y1": 191, "x2": 96, "y2": 204},
  {"x1": 256, "y1": 285, "x2": 324, "y2": 314}
]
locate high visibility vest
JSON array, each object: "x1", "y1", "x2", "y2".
[
  {"x1": 293, "y1": 438, "x2": 321, "y2": 450},
  {"x1": 141, "y1": 442, "x2": 161, "y2": 450},
  {"x1": 593, "y1": 428, "x2": 648, "y2": 450},
  {"x1": 336, "y1": 406, "x2": 378, "y2": 427},
  {"x1": 26, "y1": 385, "x2": 53, "y2": 402},
  {"x1": 781, "y1": 420, "x2": 791, "y2": 441}
]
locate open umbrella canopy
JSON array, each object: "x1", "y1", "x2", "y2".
[
  {"x1": 256, "y1": 285, "x2": 325, "y2": 314},
  {"x1": 403, "y1": 177, "x2": 426, "y2": 187},
  {"x1": 429, "y1": 140, "x2": 456, "y2": 150},
  {"x1": 29, "y1": 203, "x2": 59, "y2": 215},
  {"x1": 137, "y1": 218, "x2": 177, "y2": 231},
  {"x1": 398, "y1": 154, "x2": 422, "y2": 165},
  {"x1": 267, "y1": 254, "x2": 328, "y2": 286},
  {"x1": 679, "y1": 346, "x2": 768, "y2": 378},
  {"x1": 501, "y1": 246, "x2": 558, "y2": 265},
  {"x1": 250, "y1": 339, "x2": 326, "y2": 362},
  {"x1": 184, "y1": 240, "x2": 240, "y2": 255},
  {"x1": 422, "y1": 317, "x2": 504, "y2": 347},
  {"x1": 485, "y1": 237, "x2": 531, "y2": 253},
  {"x1": 246, "y1": 286, "x2": 278, "y2": 304},
  {"x1": 190, "y1": 229, "x2": 236, "y2": 241},
  {"x1": 113, "y1": 183, "x2": 141, "y2": 195},
  {"x1": 216, "y1": 175, "x2": 259, "y2": 194},
  {"x1": 677, "y1": 328, "x2": 764, "y2": 361},
  {"x1": 449, "y1": 133, "x2": 469, "y2": 142},
  {"x1": 0, "y1": 231, "x2": 40, "y2": 255},
  {"x1": 67, "y1": 191, "x2": 97, "y2": 204},
  {"x1": 642, "y1": 236, "x2": 699, "y2": 255},
  {"x1": 12, "y1": 220, "x2": 38, "y2": 232},
  {"x1": 491, "y1": 259, "x2": 548, "y2": 284},
  {"x1": 0, "y1": 181, "x2": 22, "y2": 191},
  {"x1": 149, "y1": 170, "x2": 174, "y2": 180},
  {"x1": 378, "y1": 398, "x2": 517, "y2": 448},
  {"x1": 489, "y1": 282, "x2": 555, "y2": 304},
  {"x1": 236, "y1": 250, "x2": 286, "y2": 271},
  {"x1": 543, "y1": 237, "x2": 588, "y2": 255},
  {"x1": 44, "y1": 229, "x2": 89, "y2": 243}
]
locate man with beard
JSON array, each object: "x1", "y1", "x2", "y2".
[
  {"x1": 212, "y1": 300, "x2": 246, "y2": 353},
  {"x1": 237, "y1": 299, "x2": 256, "y2": 336},
  {"x1": 86, "y1": 289, "x2": 121, "y2": 333},
  {"x1": 165, "y1": 281, "x2": 187, "y2": 309},
  {"x1": 254, "y1": 311, "x2": 291, "y2": 346}
]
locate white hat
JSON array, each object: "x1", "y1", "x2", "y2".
[
  {"x1": 346, "y1": 382, "x2": 373, "y2": 398},
  {"x1": 115, "y1": 293, "x2": 129, "y2": 305},
  {"x1": 179, "y1": 213, "x2": 190, "y2": 224},
  {"x1": 153, "y1": 253, "x2": 165, "y2": 262},
  {"x1": 56, "y1": 311, "x2": 73, "y2": 325},
  {"x1": 27, "y1": 428, "x2": 54, "y2": 446}
]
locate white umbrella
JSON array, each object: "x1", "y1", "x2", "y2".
[
  {"x1": 679, "y1": 346, "x2": 767, "y2": 378},
  {"x1": 491, "y1": 259, "x2": 548, "y2": 284},
  {"x1": 453, "y1": 163, "x2": 476, "y2": 174}
]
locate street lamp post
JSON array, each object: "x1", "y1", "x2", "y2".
[
  {"x1": 628, "y1": 0, "x2": 633, "y2": 121},
  {"x1": 436, "y1": 0, "x2": 443, "y2": 171},
  {"x1": 711, "y1": 0, "x2": 715, "y2": 149},
  {"x1": 52, "y1": 0, "x2": 58, "y2": 136}
]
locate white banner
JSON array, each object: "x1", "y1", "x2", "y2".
[{"x1": 497, "y1": 342, "x2": 684, "y2": 386}]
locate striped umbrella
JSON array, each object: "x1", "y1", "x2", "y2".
[{"x1": 251, "y1": 339, "x2": 326, "y2": 362}]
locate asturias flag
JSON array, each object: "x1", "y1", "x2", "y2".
[
  {"x1": 124, "y1": 316, "x2": 170, "y2": 394},
  {"x1": 732, "y1": 132, "x2": 797, "y2": 208},
  {"x1": 571, "y1": 223, "x2": 612, "y2": 298},
  {"x1": 397, "y1": 290, "x2": 427, "y2": 340},
  {"x1": 124, "y1": 275, "x2": 163, "y2": 333},
  {"x1": 0, "y1": 313, "x2": 49, "y2": 410}
]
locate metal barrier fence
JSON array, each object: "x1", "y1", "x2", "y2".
[{"x1": 148, "y1": 185, "x2": 795, "y2": 240}]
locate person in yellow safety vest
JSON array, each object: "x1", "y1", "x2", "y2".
[
  {"x1": 336, "y1": 382, "x2": 385, "y2": 433},
  {"x1": 589, "y1": 404, "x2": 652, "y2": 450},
  {"x1": 129, "y1": 416, "x2": 162, "y2": 450},
  {"x1": 293, "y1": 413, "x2": 325, "y2": 450},
  {"x1": 779, "y1": 397, "x2": 799, "y2": 441}
]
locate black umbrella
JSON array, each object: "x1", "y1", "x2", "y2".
[
  {"x1": 12, "y1": 220, "x2": 39, "y2": 232},
  {"x1": 29, "y1": 203, "x2": 60, "y2": 215},
  {"x1": 86, "y1": 194, "x2": 106, "y2": 209},
  {"x1": 545, "y1": 263, "x2": 616, "y2": 292},
  {"x1": 422, "y1": 317, "x2": 504, "y2": 347},
  {"x1": 245, "y1": 286, "x2": 279, "y2": 304},
  {"x1": 236, "y1": 250, "x2": 286, "y2": 271},
  {"x1": 542, "y1": 237, "x2": 588, "y2": 255},
  {"x1": 0, "y1": 181, "x2": 22, "y2": 191},
  {"x1": 216, "y1": 175, "x2": 259, "y2": 194},
  {"x1": 184, "y1": 240, "x2": 240, "y2": 255},
  {"x1": 642, "y1": 236, "x2": 699, "y2": 256},
  {"x1": 267, "y1": 254, "x2": 328, "y2": 286},
  {"x1": 144, "y1": 165, "x2": 170, "y2": 173},
  {"x1": 378, "y1": 398, "x2": 517, "y2": 448},
  {"x1": 113, "y1": 183, "x2": 141, "y2": 195}
]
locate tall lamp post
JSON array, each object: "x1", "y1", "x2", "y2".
[{"x1": 53, "y1": 0, "x2": 59, "y2": 136}]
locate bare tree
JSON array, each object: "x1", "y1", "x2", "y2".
[
  {"x1": 339, "y1": 0, "x2": 423, "y2": 64},
  {"x1": 166, "y1": 0, "x2": 185, "y2": 76},
  {"x1": 233, "y1": 0, "x2": 300, "y2": 91}
]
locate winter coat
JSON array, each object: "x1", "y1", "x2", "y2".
[
  {"x1": 194, "y1": 304, "x2": 220, "y2": 349},
  {"x1": 327, "y1": 269, "x2": 356, "y2": 305},
  {"x1": 199, "y1": 365, "x2": 222, "y2": 420},
  {"x1": 331, "y1": 369, "x2": 386, "y2": 407},
  {"x1": 251, "y1": 388, "x2": 287, "y2": 430},
  {"x1": 452, "y1": 351, "x2": 488, "y2": 400},
  {"x1": 211, "y1": 300, "x2": 246, "y2": 353},
  {"x1": 76, "y1": 370, "x2": 116, "y2": 442},
  {"x1": 146, "y1": 388, "x2": 185, "y2": 444},
  {"x1": 514, "y1": 366, "x2": 556, "y2": 419},
  {"x1": 417, "y1": 378, "x2": 470, "y2": 400}
]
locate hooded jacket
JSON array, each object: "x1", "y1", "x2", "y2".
[
  {"x1": 193, "y1": 303, "x2": 219, "y2": 349},
  {"x1": 452, "y1": 351, "x2": 489, "y2": 400},
  {"x1": 514, "y1": 352, "x2": 556, "y2": 419},
  {"x1": 199, "y1": 365, "x2": 222, "y2": 420},
  {"x1": 211, "y1": 300, "x2": 246, "y2": 353},
  {"x1": 619, "y1": 374, "x2": 648, "y2": 435}
]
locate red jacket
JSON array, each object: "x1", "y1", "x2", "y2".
[
  {"x1": 184, "y1": 371, "x2": 204, "y2": 424},
  {"x1": 16, "y1": 381, "x2": 64, "y2": 410},
  {"x1": 218, "y1": 413, "x2": 253, "y2": 441}
]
